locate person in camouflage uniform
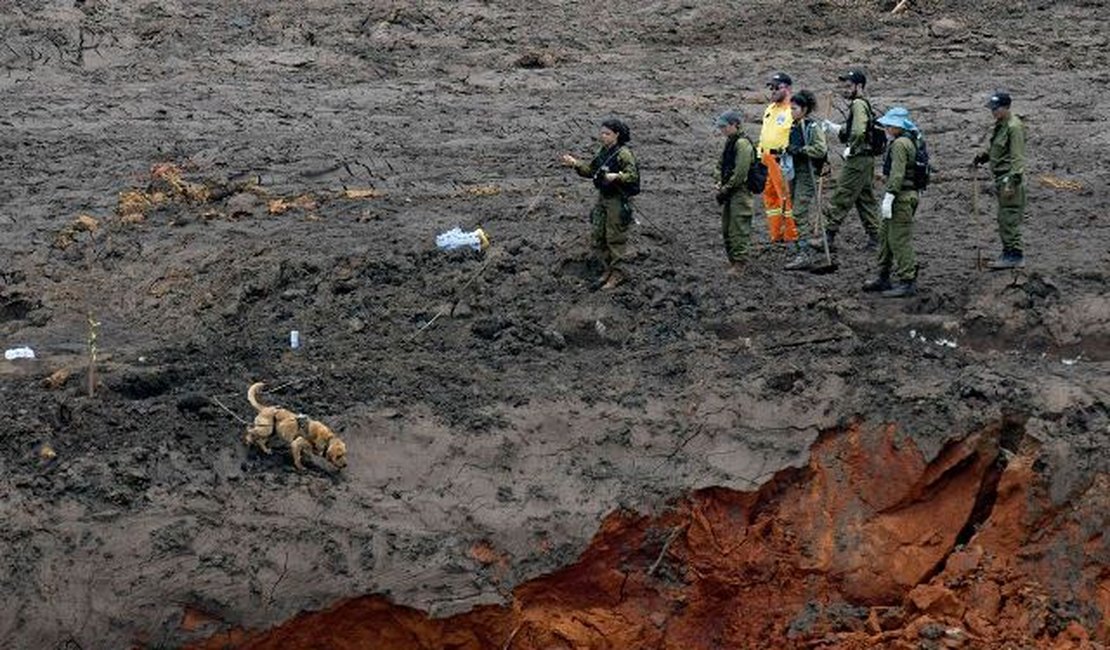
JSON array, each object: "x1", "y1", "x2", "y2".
[
  {"x1": 783, "y1": 90, "x2": 829, "y2": 271},
  {"x1": 973, "y1": 91, "x2": 1027, "y2": 269},
  {"x1": 561, "y1": 118, "x2": 640, "y2": 290},
  {"x1": 714, "y1": 110, "x2": 756, "y2": 271},
  {"x1": 815, "y1": 68, "x2": 881, "y2": 261},
  {"x1": 864, "y1": 107, "x2": 922, "y2": 298}
]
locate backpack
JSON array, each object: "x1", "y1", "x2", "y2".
[
  {"x1": 864, "y1": 100, "x2": 888, "y2": 156},
  {"x1": 910, "y1": 133, "x2": 932, "y2": 190},
  {"x1": 741, "y1": 136, "x2": 768, "y2": 194}
]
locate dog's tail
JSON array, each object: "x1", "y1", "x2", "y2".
[{"x1": 247, "y1": 382, "x2": 269, "y2": 412}]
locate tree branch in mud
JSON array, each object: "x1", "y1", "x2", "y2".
[{"x1": 648, "y1": 523, "x2": 689, "y2": 577}]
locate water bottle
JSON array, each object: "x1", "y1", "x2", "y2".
[{"x1": 290, "y1": 330, "x2": 301, "y2": 349}]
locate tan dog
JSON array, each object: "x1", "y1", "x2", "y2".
[{"x1": 244, "y1": 382, "x2": 347, "y2": 471}]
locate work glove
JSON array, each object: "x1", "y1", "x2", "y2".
[
  {"x1": 822, "y1": 119, "x2": 844, "y2": 136},
  {"x1": 972, "y1": 152, "x2": 989, "y2": 166},
  {"x1": 881, "y1": 192, "x2": 895, "y2": 220},
  {"x1": 715, "y1": 190, "x2": 730, "y2": 205}
]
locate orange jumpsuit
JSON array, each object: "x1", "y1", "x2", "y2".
[{"x1": 759, "y1": 102, "x2": 797, "y2": 242}]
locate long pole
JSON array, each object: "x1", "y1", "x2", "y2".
[{"x1": 971, "y1": 170, "x2": 984, "y2": 271}]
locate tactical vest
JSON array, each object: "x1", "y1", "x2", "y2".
[{"x1": 788, "y1": 120, "x2": 826, "y2": 175}]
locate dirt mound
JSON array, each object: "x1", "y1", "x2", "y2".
[{"x1": 1, "y1": 1, "x2": 1107, "y2": 649}]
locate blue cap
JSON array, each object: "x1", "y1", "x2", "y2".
[{"x1": 876, "y1": 106, "x2": 917, "y2": 132}]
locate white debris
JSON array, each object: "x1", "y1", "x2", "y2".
[
  {"x1": 1062, "y1": 355, "x2": 1082, "y2": 366},
  {"x1": 4, "y1": 347, "x2": 35, "y2": 360}
]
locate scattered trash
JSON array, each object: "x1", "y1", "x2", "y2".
[
  {"x1": 436, "y1": 226, "x2": 490, "y2": 251},
  {"x1": 4, "y1": 346, "x2": 35, "y2": 360},
  {"x1": 908, "y1": 330, "x2": 957, "y2": 349},
  {"x1": 594, "y1": 319, "x2": 607, "y2": 336},
  {"x1": 1062, "y1": 355, "x2": 1082, "y2": 366},
  {"x1": 290, "y1": 330, "x2": 301, "y2": 349}
]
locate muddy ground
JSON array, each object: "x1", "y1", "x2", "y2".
[{"x1": 1, "y1": 1, "x2": 1108, "y2": 648}]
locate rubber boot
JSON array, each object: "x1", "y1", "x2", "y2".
[
  {"x1": 881, "y1": 281, "x2": 916, "y2": 298},
  {"x1": 784, "y1": 243, "x2": 811, "y2": 271},
  {"x1": 988, "y1": 250, "x2": 1025, "y2": 270}
]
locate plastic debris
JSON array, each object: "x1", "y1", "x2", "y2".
[
  {"x1": 5, "y1": 346, "x2": 35, "y2": 360},
  {"x1": 436, "y1": 227, "x2": 489, "y2": 251}
]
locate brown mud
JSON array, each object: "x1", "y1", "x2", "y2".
[{"x1": 0, "y1": 1, "x2": 1107, "y2": 649}]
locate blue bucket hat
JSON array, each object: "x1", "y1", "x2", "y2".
[{"x1": 876, "y1": 106, "x2": 917, "y2": 132}]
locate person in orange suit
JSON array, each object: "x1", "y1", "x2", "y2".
[{"x1": 759, "y1": 72, "x2": 796, "y2": 243}]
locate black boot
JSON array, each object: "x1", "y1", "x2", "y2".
[
  {"x1": 881, "y1": 281, "x2": 916, "y2": 298},
  {"x1": 862, "y1": 271, "x2": 891, "y2": 293},
  {"x1": 987, "y1": 249, "x2": 1025, "y2": 270}
]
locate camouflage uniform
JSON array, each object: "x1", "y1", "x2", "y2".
[
  {"x1": 981, "y1": 114, "x2": 1027, "y2": 255},
  {"x1": 715, "y1": 134, "x2": 756, "y2": 261},
  {"x1": 824, "y1": 97, "x2": 880, "y2": 243},
  {"x1": 787, "y1": 117, "x2": 828, "y2": 240},
  {"x1": 877, "y1": 134, "x2": 920, "y2": 283},
  {"x1": 574, "y1": 145, "x2": 639, "y2": 273}
]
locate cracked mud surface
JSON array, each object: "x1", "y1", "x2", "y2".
[{"x1": 1, "y1": 1, "x2": 1108, "y2": 648}]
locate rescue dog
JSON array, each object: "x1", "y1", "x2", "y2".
[{"x1": 244, "y1": 382, "x2": 347, "y2": 471}]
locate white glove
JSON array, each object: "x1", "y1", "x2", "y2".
[
  {"x1": 881, "y1": 192, "x2": 895, "y2": 220},
  {"x1": 843, "y1": 145, "x2": 852, "y2": 158},
  {"x1": 822, "y1": 119, "x2": 844, "y2": 136}
]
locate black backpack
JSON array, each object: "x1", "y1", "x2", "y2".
[
  {"x1": 911, "y1": 133, "x2": 932, "y2": 190},
  {"x1": 864, "y1": 100, "x2": 887, "y2": 156},
  {"x1": 741, "y1": 136, "x2": 768, "y2": 194}
]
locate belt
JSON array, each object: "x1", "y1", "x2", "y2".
[{"x1": 766, "y1": 148, "x2": 785, "y2": 155}]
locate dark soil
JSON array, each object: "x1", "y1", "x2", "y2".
[{"x1": 1, "y1": 1, "x2": 1107, "y2": 648}]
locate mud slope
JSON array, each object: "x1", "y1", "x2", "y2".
[
  {"x1": 1, "y1": 1, "x2": 1107, "y2": 649},
  {"x1": 189, "y1": 421, "x2": 1110, "y2": 649}
]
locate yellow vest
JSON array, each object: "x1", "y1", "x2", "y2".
[{"x1": 759, "y1": 102, "x2": 793, "y2": 153}]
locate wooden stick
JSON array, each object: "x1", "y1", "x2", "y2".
[
  {"x1": 648, "y1": 523, "x2": 689, "y2": 576},
  {"x1": 211, "y1": 395, "x2": 249, "y2": 425},
  {"x1": 971, "y1": 171, "x2": 984, "y2": 271}
]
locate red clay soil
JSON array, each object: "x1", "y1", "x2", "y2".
[{"x1": 191, "y1": 421, "x2": 1108, "y2": 649}]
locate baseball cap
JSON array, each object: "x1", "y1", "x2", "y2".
[
  {"x1": 715, "y1": 110, "x2": 743, "y2": 128},
  {"x1": 838, "y1": 69, "x2": 867, "y2": 86},
  {"x1": 767, "y1": 72, "x2": 792, "y2": 88},
  {"x1": 986, "y1": 92, "x2": 1012, "y2": 109}
]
